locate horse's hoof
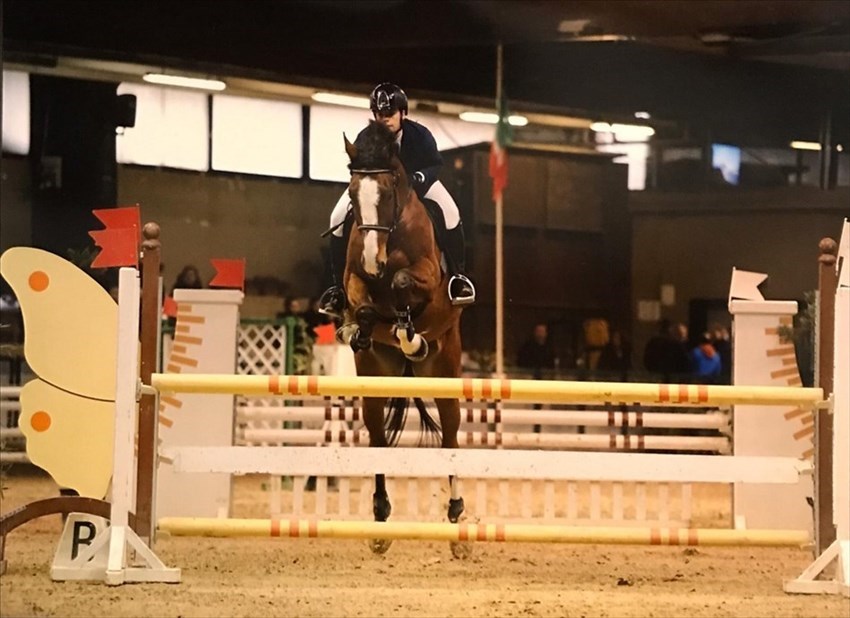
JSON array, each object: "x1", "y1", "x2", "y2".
[
  {"x1": 448, "y1": 497, "x2": 465, "y2": 523},
  {"x1": 392, "y1": 269, "x2": 414, "y2": 291},
  {"x1": 449, "y1": 540, "x2": 473, "y2": 560},
  {"x1": 336, "y1": 324, "x2": 358, "y2": 345},
  {"x1": 350, "y1": 335, "x2": 372, "y2": 352},
  {"x1": 369, "y1": 538, "x2": 393, "y2": 554}
]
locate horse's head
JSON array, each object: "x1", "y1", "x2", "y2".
[{"x1": 344, "y1": 121, "x2": 408, "y2": 279}]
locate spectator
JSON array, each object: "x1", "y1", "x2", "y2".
[
  {"x1": 643, "y1": 319, "x2": 691, "y2": 382},
  {"x1": 643, "y1": 319, "x2": 672, "y2": 375},
  {"x1": 597, "y1": 329, "x2": 632, "y2": 380},
  {"x1": 709, "y1": 323, "x2": 732, "y2": 384},
  {"x1": 170, "y1": 265, "x2": 203, "y2": 295},
  {"x1": 691, "y1": 332, "x2": 722, "y2": 383},
  {"x1": 517, "y1": 323, "x2": 557, "y2": 380}
]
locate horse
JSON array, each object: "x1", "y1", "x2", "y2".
[{"x1": 335, "y1": 121, "x2": 467, "y2": 556}]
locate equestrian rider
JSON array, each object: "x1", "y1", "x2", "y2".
[{"x1": 318, "y1": 82, "x2": 476, "y2": 318}]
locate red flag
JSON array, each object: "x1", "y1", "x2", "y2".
[
  {"x1": 209, "y1": 258, "x2": 246, "y2": 290},
  {"x1": 488, "y1": 94, "x2": 513, "y2": 201},
  {"x1": 314, "y1": 323, "x2": 337, "y2": 345},
  {"x1": 89, "y1": 205, "x2": 141, "y2": 268},
  {"x1": 162, "y1": 295, "x2": 178, "y2": 318}
]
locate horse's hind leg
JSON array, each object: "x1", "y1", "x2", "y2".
[
  {"x1": 434, "y1": 396, "x2": 472, "y2": 559},
  {"x1": 363, "y1": 395, "x2": 393, "y2": 554}
]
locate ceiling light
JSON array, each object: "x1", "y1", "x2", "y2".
[
  {"x1": 790, "y1": 140, "x2": 821, "y2": 151},
  {"x1": 838, "y1": 144, "x2": 844, "y2": 152},
  {"x1": 459, "y1": 111, "x2": 528, "y2": 126},
  {"x1": 634, "y1": 111, "x2": 651, "y2": 120},
  {"x1": 311, "y1": 92, "x2": 371, "y2": 109},
  {"x1": 143, "y1": 73, "x2": 226, "y2": 91},
  {"x1": 591, "y1": 122, "x2": 655, "y2": 141}
]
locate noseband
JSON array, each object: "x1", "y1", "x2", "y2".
[{"x1": 349, "y1": 168, "x2": 400, "y2": 234}]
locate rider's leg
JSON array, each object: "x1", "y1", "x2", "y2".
[
  {"x1": 423, "y1": 181, "x2": 476, "y2": 306},
  {"x1": 318, "y1": 192, "x2": 351, "y2": 318}
]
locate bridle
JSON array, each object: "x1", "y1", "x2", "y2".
[{"x1": 349, "y1": 167, "x2": 401, "y2": 234}]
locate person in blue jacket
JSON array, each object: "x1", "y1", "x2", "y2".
[
  {"x1": 691, "y1": 332, "x2": 722, "y2": 383},
  {"x1": 318, "y1": 82, "x2": 475, "y2": 318}
]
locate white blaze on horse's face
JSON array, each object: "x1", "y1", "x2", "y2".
[{"x1": 357, "y1": 177, "x2": 387, "y2": 277}]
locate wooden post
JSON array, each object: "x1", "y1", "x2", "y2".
[
  {"x1": 136, "y1": 222, "x2": 162, "y2": 545},
  {"x1": 815, "y1": 237, "x2": 838, "y2": 556}
]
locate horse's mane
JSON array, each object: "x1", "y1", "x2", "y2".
[{"x1": 350, "y1": 121, "x2": 396, "y2": 169}]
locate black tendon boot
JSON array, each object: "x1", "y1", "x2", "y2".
[
  {"x1": 444, "y1": 224, "x2": 476, "y2": 306},
  {"x1": 318, "y1": 234, "x2": 348, "y2": 318}
]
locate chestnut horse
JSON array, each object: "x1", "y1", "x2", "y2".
[{"x1": 335, "y1": 121, "x2": 466, "y2": 555}]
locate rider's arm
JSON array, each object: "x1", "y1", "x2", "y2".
[{"x1": 403, "y1": 120, "x2": 442, "y2": 189}]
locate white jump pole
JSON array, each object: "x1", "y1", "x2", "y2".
[
  {"x1": 162, "y1": 445, "x2": 808, "y2": 485},
  {"x1": 235, "y1": 405, "x2": 731, "y2": 431}
]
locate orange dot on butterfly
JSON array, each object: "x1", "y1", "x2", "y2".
[
  {"x1": 29, "y1": 271, "x2": 50, "y2": 292},
  {"x1": 31, "y1": 410, "x2": 52, "y2": 432}
]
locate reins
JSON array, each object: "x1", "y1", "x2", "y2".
[{"x1": 348, "y1": 167, "x2": 401, "y2": 234}]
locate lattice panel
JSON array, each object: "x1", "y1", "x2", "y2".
[{"x1": 236, "y1": 323, "x2": 288, "y2": 442}]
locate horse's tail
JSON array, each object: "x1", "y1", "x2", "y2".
[{"x1": 384, "y1": 360, "x2": 442, "y2": 447}]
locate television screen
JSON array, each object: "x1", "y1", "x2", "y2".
[{"x1": 712, "y1": 144, "x2": 741, "y2": 185}]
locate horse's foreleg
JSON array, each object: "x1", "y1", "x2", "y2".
[
  {"x1": 336, "y1": 274, "x2": 377, "y2": 352},
  {"x1": 391, "y1": 260, "x2": 439, "y2": 310},
  {"x1": 392, "y1": 306, "x2": 428, "y2": 361}
]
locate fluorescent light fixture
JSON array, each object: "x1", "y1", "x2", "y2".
[
  {"x1": 143, "y1": 73, "x2": 226, "y2": 91},
  {"x1": 311, "y1": 92, "x2": 371, "y2": 109},
  {"x1": 459, "y1": 111, "x2": 528, "y2": 126},
  {"x1": 634, "y1": 111, "x2": 651, "y2": 120},
  {"x1": 591, "y1": 122, "x2": 655, "y2": 141},
  {"x1": 790, "y1": 140, "x2": 821, "y2": 151}
]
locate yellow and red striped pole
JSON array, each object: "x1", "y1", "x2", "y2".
[
  {"x1": 158, "y1": 517, "x2": 809, "y2": 548},
  {"x1": 151, "y1": 373, "x2": 824, "y2": 408}
]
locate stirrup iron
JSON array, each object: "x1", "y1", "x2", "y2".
[{"x1": 448, "y1": 274, "x2": 475, "y2": 306}]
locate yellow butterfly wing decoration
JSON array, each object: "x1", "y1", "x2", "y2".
[
  {"x1": 0, "y1": 247, "x2": 117, "y2": 400},
  {"x1": 0, "y1": 247, "x2": 118, "y2": 498},
  {"x1": 18, "y1": 380, "x2": 114, "y2": 499}
]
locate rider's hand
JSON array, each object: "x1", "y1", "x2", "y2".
[{"x1": 410, "y1": 171, "x2": 425, "y2": 187}]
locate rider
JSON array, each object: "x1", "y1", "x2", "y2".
[{"x1": 318, "y1": 82, "x2": 476, "y2": 319}]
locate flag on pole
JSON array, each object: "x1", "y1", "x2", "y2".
[
  {"x1": 209, "y1": 258, "x2": 246, "y2": 290},
  {"x1": 488, "y1": 94, "x2": 513, "y2": 201},
  {"x1": 89, "y1": 205, "x2": 141, "y2": 268}
]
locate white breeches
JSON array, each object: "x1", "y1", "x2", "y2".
[{"x1": 329, "y1": 180, "x2": 460, "y2": 237}]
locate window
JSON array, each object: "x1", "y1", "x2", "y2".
[
  {"x1": 212, "y1": 95, "x2": 302, "y2": 177},
  {"x1": 309, "y1": 105, "x2": 373, "y2": 182},
  {"x1": 116, "y1": 83, "x2": 209, "y2": 171},
  {"x1": 2, "y1": 71, "x2": 30, "y2": 155}
]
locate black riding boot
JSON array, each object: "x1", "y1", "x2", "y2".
[
  {"x1": 444, "y1": 225, "x2": 476, "y2": 306},
  {"x1": 318, "y1": 234, "x2": 348, "y2": 319}
]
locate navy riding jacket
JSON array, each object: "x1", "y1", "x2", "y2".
[{"x1": 356, "y1": 118, "x2": 443, "y2": 196}]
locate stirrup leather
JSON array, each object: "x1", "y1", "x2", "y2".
[{"x1": 448, "y1": 274, "x2": 475, "y2": 306}]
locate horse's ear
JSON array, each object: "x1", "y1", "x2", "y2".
[{"x1": 344, "y1": 133, "x2": 357, "y2": 161}]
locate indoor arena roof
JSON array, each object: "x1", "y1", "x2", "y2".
[{"x1": 4, "y1": 0, "x2": 850, "y2": 146}]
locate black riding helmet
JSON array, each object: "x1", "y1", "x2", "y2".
[{"x1": 370, "y1": 83, "x2": 408, "y2": 115}]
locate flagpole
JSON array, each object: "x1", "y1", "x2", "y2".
[{"x1": 494, "y1": 43, "x2": 505, "y2": 378}]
